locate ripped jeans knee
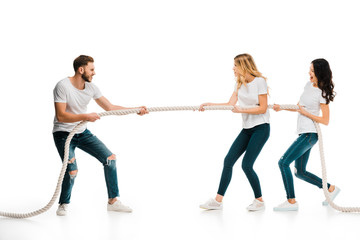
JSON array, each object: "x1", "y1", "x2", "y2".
[
  {"x1": 67, "y1": 157, "x2": 78, "y2": 180},
  {"x1": 106, "y1": 154, "x2": 117, "y2": 167},
  {"x1": 69, "y1": 170, "x2": 78, "y2": 180}
]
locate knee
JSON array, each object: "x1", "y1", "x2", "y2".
[
  {"x1": 278, "y1": 156, "x2": 289, "y2": 169},
  {"x1": 241, "y1": 161, "x2": 252, "y2": 173},
  {"x1": 105, "y1": 154, "x2": 117, "y2": 167},
  {"x1": 223, "y1": 154, "x2": 236, "y2": 169},
  {"x1": 294, "y1": 167, "x2": 304, "y2": 179},
  {"x1": 69, "y1": 170, "x2": 78, "y2": 179}
]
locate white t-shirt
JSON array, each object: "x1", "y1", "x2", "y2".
[
  {"x1": 235, "y1": 77, "x2": 270, "y2": 129},
  {"x1": 53, "y1": 77, "x2": 102, "y2": 133},
  {"x1": 297, "y1": 81, "x2": 327, "y2": 134}
]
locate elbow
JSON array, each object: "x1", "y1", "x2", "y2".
[
  {"x1": 104, "y1": 104, "x2": 115, "y2": 111},
  {"x1": 258, "y1": 106, "x2": 267, "y2": 114},
  {"x1": 56, "y1": 114, "x2": 65, "y2": 123},
  {"x1": 318, "y1": 119, "x2": 329, "y2": 126},
  {"x1": 322, "y1": 117, "x2": 330, "y2": 126}
]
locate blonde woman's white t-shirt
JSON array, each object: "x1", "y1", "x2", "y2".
[
  {"x1": 53, "y1": 78, "x2": 103, "y2": 133},
  {"x1": 297, "y1": 81, "x2": 327, "y2": 134},
  {"x1": 235, "y1": 77, "x2": 270, "y2": 129}
]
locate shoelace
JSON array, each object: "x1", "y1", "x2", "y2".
[{"x1": 59, "y1": 205, "x2": 67, "y2": 211}]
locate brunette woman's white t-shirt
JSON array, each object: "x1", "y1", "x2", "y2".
[
  {"x1": 297, "y1": 81, "x2": 327, "y2": 134},
  {"x1": 235, "y1": 77, "x2": 270, "y2": 129}
]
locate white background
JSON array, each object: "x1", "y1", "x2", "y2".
[{"x1": 1, "y1": 0, "x2": 360, "y2": 239}]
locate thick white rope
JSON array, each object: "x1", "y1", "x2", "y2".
[{"x1": 0, "y1": 104, "x2": 358, "y2": 218}]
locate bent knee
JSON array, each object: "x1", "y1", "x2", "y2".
[
  {"x1": 105, "y1": 154, "x2": 117, "y2": 167},
  {"x1": 241, "y1": 164, "x2": 254, "y2": 173},
  {"x1": 278, "y1": 157, "x2": 290, "y2": 168},
  {"x1": 294, "y1": 168, "x2": 304, "y2": 179},
  {"x1": 69, "y1": 170, "x2": 78, "y2": 179}
]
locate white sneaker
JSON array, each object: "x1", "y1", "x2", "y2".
[
  {"x1": 246, "y1": 199, "x2": 265, "y2": 211},
  {"x1": 56, "y1": 204, "x2": 69, "y2": 216},
  {"x1": 323, "y1": 186, "x2": 341, "y2": 206},
  {"x1": 199, "y1": 198, "x2": 223, "y2": 210},
  {"x1": 107, "y1": 200, "x2": 133, "y2": 212},
  {"x1": 273, "y1": 200, "x2": 299, "y2": 211}
]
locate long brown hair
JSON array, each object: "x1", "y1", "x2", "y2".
[{"x1": 311, "y1": 58, "x2": 335, "y2": 104}]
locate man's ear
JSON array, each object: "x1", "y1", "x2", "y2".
[{"x1": 78, "y1": 66, "x2": 84, "y2": 74}]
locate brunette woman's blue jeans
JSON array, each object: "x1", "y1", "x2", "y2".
[
  {"x1": 217, "y1": 123, "x2": 270, "y2": 198},
  {"x1": 278, "y1": 133, "x2": 331, "y2": 199},
  {"x1": 53, "y1": 129, "x2": 120, "y2": 204}
]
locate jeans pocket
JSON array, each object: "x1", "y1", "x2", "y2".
[{"x1": 307, "y1": 133, "x2": 318, "y2": 146}]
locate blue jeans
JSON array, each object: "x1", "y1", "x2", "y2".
[
  {"x1": 53, "y1": 129, "x2": 119, "y2": 204},
  {"x1": 278, "y1": 133, "x2": 331, "y2": 199},
  {"x1": 217, "y1": 123, "x2": 270, "y2": 198}
]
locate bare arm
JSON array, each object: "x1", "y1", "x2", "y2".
[
  {"x1": 55, "y1": 102, "x2": 100, "y2": 123},
  {"x1": 95, "y1": 96, "x2": 148, "y2": 115},
  {"x1": 95, "y1": 96, "x2": 128, "y2": 111},
  {"x1": 232, "y1": 94, "x2": 268, "y2": 114},
  {"x1": 298, "y1": 103, "x2": 329, "y2": 125},
  {"x1": 199, "y1": 91, "x2": 238, "y2": 111}
]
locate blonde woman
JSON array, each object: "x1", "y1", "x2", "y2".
[{"x1": 199, "y1": 53, "x2": 270, "y2": 211}]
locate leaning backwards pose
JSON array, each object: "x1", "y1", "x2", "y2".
[
  {"x1": 53, "y1": 55, "x2": 148, "y2": 216},
  {"x1": 273, "y1": 58, "x2": 340, "y2": 211},
  {"x1": 199, "y1": 53, "x2": 270, "y2": 211}
]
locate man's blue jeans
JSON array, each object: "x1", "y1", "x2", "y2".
[
  {"x1": 278, "y1": 133, "x2": 331, "y2": 199},
  {"x1": 53, "y1": 129, "x2": 120, "y2": 204}
]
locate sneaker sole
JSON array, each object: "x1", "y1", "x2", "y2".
[
  {"x1": 273, "y1": 207, "x2": 298, "y2": 211},
  {"x1": 56, "y1": 212, "x2": 67, "y2": 216},
  {"x1": 107, "y1": 209, "x2": 133, "y2": 213},
  {"x1": 199, "y1": 206, "x2": 223, "y2": 210},
  {"x1": 107, "y1": 207, "x2": 133, "y2": 212},
  {"x1": 247, "y1": 206, "x2": 265, "y2": 211}
]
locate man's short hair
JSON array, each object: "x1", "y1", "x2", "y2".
[{"x1": 73, "y1": 55, "x2": 94, "y2": 72}]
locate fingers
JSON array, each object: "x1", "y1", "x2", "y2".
[
  {"x1": 199, "y1": 103, "x2": 207, "y2": 111},
  {"x1": 137, "y1": 106, "x2": 149, "y2": 116},
  {"x1": 87, "y1": 112, "x2": 100, "y2": 122},
  {"x1": 272, "y1": 104, "x2": 281, "y2": 112},
  {"x1": 231, "y1": 106, "x2": 240, "y2": 113}
]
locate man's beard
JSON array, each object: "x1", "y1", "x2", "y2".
[{"x1": 82, "y1": 73, "x2": 91, "y2": 82}]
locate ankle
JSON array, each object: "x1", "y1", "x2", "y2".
[
  {"x1": 288, "y1": 199, "x2": 296, "y2": 204},
  {"x1": 256, "y1": 197, "x2": 264, "y2": 202},
  {"x1": 215, "y1": 194, "x2": 223, "y2": 203},
  {"x1": 328, "y1": 185, "x2": 335, "y2": 193},
  {"x1": 108, "y1": 198, "x2": 117, "y2": 205}
]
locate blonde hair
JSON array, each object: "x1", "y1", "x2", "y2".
[{"x1": 234, "y1": 53, "x2": 267, "y2": 91}]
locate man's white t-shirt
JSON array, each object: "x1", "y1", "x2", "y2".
[
  {"x1": 235, "y1": 77, "x2": 270, "y2": 129},
  {"x1": 297, "y1": 81, "x2": 327, "y2": 134},
  {"x1": 53, "y1": 77, "x2": 102, "y2": 133}
]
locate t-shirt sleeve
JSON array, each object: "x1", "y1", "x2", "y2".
[
  {"x1": 53, "y1": 82, "x2": 67, "y2": 103},
  {"x1": 234, "y1": 82, "x2": 238, "y2": 92},
  {"x1": 320, "y1": 94, "x2": 327, "y2": 104},
  {"x1": 257, "y1": 78, "x2": 268, "y2": 95},
  {"x1": 92, "y1": 84, "x2": 103, "y2": 99}
]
